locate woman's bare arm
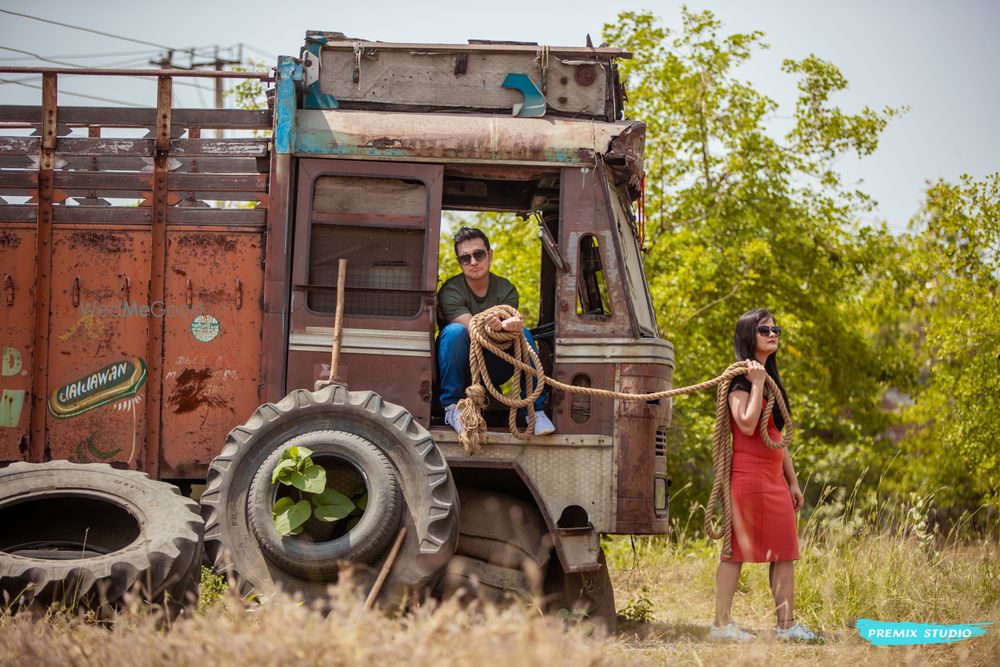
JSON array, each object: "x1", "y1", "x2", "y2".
[{"x1": 728, "y1": 387, "x2": 764, "y2": 436}]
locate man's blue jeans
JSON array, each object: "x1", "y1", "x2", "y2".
[{"x1": 437, "y1": 322, "x2": 547, "y2": 411}]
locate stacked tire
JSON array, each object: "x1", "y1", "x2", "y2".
[
  {"x1": 199, "y1": 384, "x2": 460, "y2": 606},
  {"x1": 0, "y1": 461, "x2": 203, "y2": 613}
]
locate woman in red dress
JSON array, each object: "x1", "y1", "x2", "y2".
[{"x1": 710, "y1": 308, "x2": 818, "y2": 642}]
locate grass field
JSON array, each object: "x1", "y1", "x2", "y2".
[{"x1": 1, "y1": 511, "x2": 998, "y2": 667}]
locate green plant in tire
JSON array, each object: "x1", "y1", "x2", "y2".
[{"x1": 270, "y1": 445, "x2": 365, "y2": 536}]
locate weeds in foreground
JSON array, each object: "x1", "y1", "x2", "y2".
[{"x1": 1, "y1": 488, "x2": 997, "y2": 667}]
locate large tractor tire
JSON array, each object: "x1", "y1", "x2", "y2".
[
  {"x1": 0, "y1": 461, "x2": 203, "y2": 612},
  {"x1": 543, "y1": 546, "x2": 616, "y2": 634},
  {"x1": 437, "y1": 486, "x2": 551, "y2": 604},
  {"x1": 438, "y1": 486, "x2": 616, "y2": 632},
  {"x1": 200, "y1": 384, "x2": 459, "y2": 606}
]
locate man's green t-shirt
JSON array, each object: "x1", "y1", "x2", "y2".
[{"x1": 436, "y1": 273, "x2": 518, "y2": 329}]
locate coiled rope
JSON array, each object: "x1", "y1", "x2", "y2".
[{"x1": 454, "y1": 305, "x2": 793, "y2": 558}]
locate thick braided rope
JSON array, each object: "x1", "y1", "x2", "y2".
[{"x1": 455, "y1": 305, "x2": 793, "y2": 558}]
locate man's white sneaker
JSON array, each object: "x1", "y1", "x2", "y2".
[
  {"x1": 533, "y1": 411, "x2": 555, "y2": 436},
  {"x1": 775, "y1": 623, "x2": 820, "y2": 642},
  {"x1": 444, "y1": 404, "x2": 464, "y2": 435},
  {"x1": 709, "y1": 622, "x2": 756, "y2": 642}
]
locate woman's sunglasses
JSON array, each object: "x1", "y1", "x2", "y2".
[
  {"x1": 457, "y1": 249, "x2": 488, "y2": 266},
  {"x1": 757, "y1": 325, "x2": 782, "y2": 337}
]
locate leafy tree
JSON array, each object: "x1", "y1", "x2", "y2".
[
  {"x1": 601, "y1": 8, "x2": 908, "y2": 519},
  {"x1": 891, "y1": 174, "x2": 1000, "y2": 509}
]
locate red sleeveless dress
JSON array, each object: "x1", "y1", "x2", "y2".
[{"x1": 721, "y1": 400, "x2": 799, "y2": 563}]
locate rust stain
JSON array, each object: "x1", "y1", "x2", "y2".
[
  {"x1": 167, "y1": 367, "x2": 228, "y2": 414},
  {"x1": 176, "y1": 234, "x2": 237, "y2": 253},
  {"x1": 0, "y1": 231, "x2": 21, "y2": 248},
  {"x1": 69, "y1": 230, "x2": 128, "y2": 253}
]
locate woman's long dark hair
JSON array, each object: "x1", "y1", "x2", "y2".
[{"x1": 734, "y1": 308, "x2": 790, "y2": 430}]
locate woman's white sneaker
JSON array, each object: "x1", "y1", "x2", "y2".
[
  {"x1": 709, "y1": 622, "x2": 756, "y2": 642},
  {"x1": 775, "y1": 623, "x2": 820, "y2": 642}
]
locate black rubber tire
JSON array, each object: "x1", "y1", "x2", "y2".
[
  {"x1": 0, "y1": 461, "x2": 203, "y2": 612},
  {"x1": 247, "y1": 430, "x2": 402, "y2": 580},
  {"x1": 200, "y1": 384, "x2": 459, "y2": 605},
  {"x1": 437, "y1": 486, "x2": 550, "y2": 607}
]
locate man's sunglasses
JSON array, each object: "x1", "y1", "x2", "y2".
[
  {"x1": 757, "y1": 325, "x2": 782, "y2": 337},
  {"x1": 457, "y1": 249, "x2": 488, "y2": 266}
]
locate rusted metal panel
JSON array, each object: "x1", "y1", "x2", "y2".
[
  {"x1": 0, "y1": 207, "x2": 37, "y2": 223},
  {"x1": 142, "y1": 75, "x2": 171, "y2": 477},
  {"x1": 0, "y1": 171, "x2": 37, "y2": 189},
  {"x1": 168, "y1": 173, "x2": 268, "y2": 192},
  {"x1": 612, "y1": 364, "x2": 672, "y2": 534},
  {"x1": 158, "y1": 228, "x2": 264, "y2": 477},
  {"x1": 285, "y1": 349, "x2": 432, "y2": 427},
  {"x1": 317, "y1": 46, "x2": 617, "y2": 119},
  {"x1": 1, "y1": 67, "x2": 274, "y2": 476},
  {"x1": 54, "y1": 208, "x2": 152, "y2": 224},
  {"x1": 0, "y1": 155, "x2": 269, "y2": 174},
  {"x1": 287, "y1": 159, "x2": 442, "y2": 427},
  {"x1": 307, "y1": 35, "x2": 630, "y2": 57},
  {"x1": 170, "y1": 139, "x2": 269, "y2": 158},
  {"x1": 549, "y1": 362, "x2": 615, "y2": 437},
  {"x1": 261, "y1": 153, "x2": 293, "y2": 403},
  {"x1": 0, "y1": 106, "x2": 271, "y2": 130},
  {"x1": 557, "y1": 166, "x2": 632, "y2": 338},
  {"x1": 0, "y1": 227, "x2": 35, "y2": 462},
  {"x1": 167, "y1": 209, "x2": 266, "y2": 226},
  {"x1": 293, "y1": 110, "x2": 640, "y2": 166},
  {"x1": 0, "y1": 137, "x2": 39, "y2": 155},
  {"x1": 55, "y1": 138, "x2": 153, "y2": 157},
  {"x1": 43, "y1": 226, "x2": 151, "y2": 466},
  {"x1": 28, "y1": 73, "x2": 57, "y2": 462}
]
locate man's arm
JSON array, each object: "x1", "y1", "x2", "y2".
[{"x1": 451, "y1": 313, "x2": 473, "y2": 329}]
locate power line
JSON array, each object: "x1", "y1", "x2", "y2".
[
  {"x1": 0, "y1": 77, "x2": 143, "y2": 107},
  {"x1": 240, "y1": 43, "x2": 277, "y2": 61},
  {"x1": 0, "y1": 9, "x2": 176, "y2": 50},
  {"x1": 0, "y1": 45, "x2": 88, "y2": 68},
  {"x1": 0, "y1": 47, "x2": 215, "y2": 94},
  {"x1": 0, "y1": 48, "x2": 159, "y2": 61}
]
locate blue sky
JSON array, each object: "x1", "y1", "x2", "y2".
[{"x1": 1, "y1": 0, "x2": 996, "y2": 231}]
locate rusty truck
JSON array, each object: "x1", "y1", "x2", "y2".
[{"x1": 0, "y1": 33, "x2": 674, "y2": 625}]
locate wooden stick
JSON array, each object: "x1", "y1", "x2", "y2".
[
  {"x1": 329, "y1": 258, "x2": 348, "y2": 383},
  {"x1": 365, "y1": 526, "x2": 407, "y2": 610}
]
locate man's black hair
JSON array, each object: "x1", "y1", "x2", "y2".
[{"x1": 453, "y1": 227, "x2": 491, "y2": 255}]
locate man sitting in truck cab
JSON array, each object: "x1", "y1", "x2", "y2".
[{"x1": 437, "y1": 227, "x2": 556, "y2": 436}]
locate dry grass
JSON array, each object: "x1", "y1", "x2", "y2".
[
  {"x1": 1, "y1": 521, "x2": 998, "y2": 667},
  {"x1": 606, "y1": 500, "x2": 1000, "y2": 666}
]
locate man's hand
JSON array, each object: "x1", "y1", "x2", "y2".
[
  {"x1": 500, "y1": 316, "x2": 523, "y2": 332},
  {"x1": 485, "y1": 312, "x2": 503, "y2": 331}
]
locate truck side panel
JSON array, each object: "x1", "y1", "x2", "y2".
[
  {"x1": 0, "y1": 98, "x2": 272, "y2": 476},
  {"x1": 159, "y1": 226, "x2": 265, "y2": 478},
  {"x1": 0, "y1": 224, "x2": 35, "y2": 460},
  {"x1": 44, "y1": 225, "x2": 151, "y2": 467}
]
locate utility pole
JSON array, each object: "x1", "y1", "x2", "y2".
[{"x1": 194, "y1": 45, "x2": 242, "y2": 139}]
